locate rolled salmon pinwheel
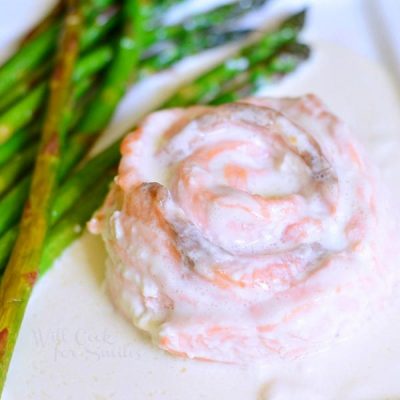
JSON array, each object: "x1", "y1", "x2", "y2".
[{"x1": 90, "y1": 95, "x2": 395, "y2": 363}]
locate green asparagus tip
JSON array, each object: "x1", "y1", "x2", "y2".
[{"x1": 282, "y1": 8, "x2": 308, "y2": 31}]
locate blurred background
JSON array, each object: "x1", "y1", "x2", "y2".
[{"x1": 1, "y1": 0, "x2": 399, "y2": 69}]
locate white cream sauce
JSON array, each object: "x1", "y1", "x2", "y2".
[{"x1": 2, "y1": 42, "x2": 400, "y2": 400}]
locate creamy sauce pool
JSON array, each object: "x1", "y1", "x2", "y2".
[{"x1": 3, "y1": 44, "x2": 400, "y2": 400}]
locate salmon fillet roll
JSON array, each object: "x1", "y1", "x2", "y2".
[{"x1": 89, "y1": 95, "x2": 397, "y2": 363}]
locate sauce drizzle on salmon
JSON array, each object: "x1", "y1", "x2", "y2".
[{"x1": 90, "y1": 95, "x2": 395, "y2": 363}]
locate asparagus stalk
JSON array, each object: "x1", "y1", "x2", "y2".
[
  {"x1": 77, "y1": 4, "x2": 120, "y2": 51},
  {"x1": 0, "y1": 36, "x2": 112, "y2": 115},
  {"x1": 0, "y1": 177, "x2": 30, "y2": 237},
  {"x1": 211, "y1": 42, "x2": 311, "y2": 105},
  {"x1": 166, "y1": 10, "x2": 306, "y2": 107},
  {"x1": 0, "y1": 24, "x2": 59, "y2": 99},
  {"x1": 54, "y1": 0, "x2": 150, "y2": 181},
  {"x1": 138, "y1": 0, "x2": 269, "y2": 76},
  {"x1": 0, "y1": 229, "x2": 17, "y2": 276},
  {"x1": 139, "y1": 28, "x2": 251, "y2": 77},
  {"x1": 0, "y1": 15, "x2": 117, "y2": 114},
  {"x1": 144, "y1": 0, "x2": 267, "y2": 47},
  {"x1": 0, "y1": 74, "x2": 98, "y2": 236},
  {"x1": 0, "y1": 77, "x2": 95, "y2": 198},
  {"x1": 0, "y1": 85, "x2": 46, "y2": 144},
  {"x1": 0, "y1": 64, "x2": 50, "y2": 113},
  {"x1": 0, "y1": 0, "x2": 264, "y2": 115},
  {"x1": 0, "y1": 76, "x2": 98, "y2": 199},
  {"x1": 0, "y1": 0, "x2": 259, "y2": 135},
  {"x1": 0, "y1": 0, "x2": 117, "y2": 99},
  {"x1": 40, "y1": 169, "x2": 116, "y2": 274},
  {"x1": 51, "y1": 141, "x2": 121, "y2": 223},
  {"x1": 77, "y1": 0, "x2": 146, "y2": 134},
  {"x1": 0, "y1": 141, "x2": 121, "y2": 273},
  {"x1": 75, "y1": 0, "x2": 270, "y2": 133},
  {"x1": 0, "y1": 0, "x2": 147, "y2": 238},
  {"x1": 18, "y1": 0, "x2": 114, "y2": 47},
  {"x1": 0, "y1": 44, "x2": 114, "y2": 145},
  {"x1": 0, "y1": 126, "x2": 39, "y2": 167},
  {"x1": 0, "y1": 145, "x2": 37, "y2": 197},
  {"x1": 0, "y1": 0, "x2": 83, "y2": 390}
]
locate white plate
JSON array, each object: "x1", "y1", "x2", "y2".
[{"x1": 1, "y1": 1, "x2": 400, "y2": 399}]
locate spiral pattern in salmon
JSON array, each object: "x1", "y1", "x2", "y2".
[{"x1": 90, "y1": 95, "x2": 394, "y2": 363}]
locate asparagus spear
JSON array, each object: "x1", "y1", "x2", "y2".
[
  {"x1": 52, "y1": 142, "x2": 120, "y2": 223},
  {"x1": 0, "y1": 178, "x2": 30, "y2": 238},
  {"x1": 0, "y1": 86, "x2": 46, "y2": 144},
  {"x1": 0, "y1": 76, "x2": 99, "y2": 200},
  {"x1": 137, "y1": 0, "x2": 269, "y2": 76},
  {"x1": 0, "y1": 127, "x2": 39, "y2": 167},
  {"x1": 0, "y1": 24, "x2": 59, "y2": 99},
  {"x1": 0, "y1": 73, "x2": 99, "y2": 236},
  {"x1": 0, "y1": 76, "x2": 95, "y2": 194},
  {"x1": 139, "y1": 28, "x2": 252, "y2": 77},
  {"x1": 40, "y1": 169, "x2": 116, "y2": 274},
  {"x1": 77, "y1": 4, "x2": 120, "y2": 51},
  {"x1": 0, "y1": 44, "x2": 114, "y2": 145},
  {"x1": 75, "y1": 0, "x2": 270, "y2": 133},
  {"x1": 0, "y1": 6, "x2": 118, "y2": 114},
  {"x1": 211, "y1": 42, "x2": 311, "y2": 104},
  {"x1": 0, "y1": 64, "x2": 50, "y2": 113},
  {"x1": 0, "y1": 0, "x2": 263, "y2": 115},
  {"x1": 0, "y1": 145, "x2": 37, "y2": 197},
  {"x1": 166, "y1": 9, "x2": 306, "y2": 107},
  {"x1": 1, "y1": 0, "x2": 260, "y2": 110},
  {"x1": 144, "y1": 0, "x2": 268, "y2": 47},
  {"x1": 54, "y1": 0, "x2": 153, "y2": 181},
  {"x1": 17, "y1": 0, "x2": 114, "y2": 47},
  {"x1": 77, "y1": 0, "x2": 146, "y2": 134},
  {"x1": 0, "y1": 0, "x2": 259, "y2": 135},
  {"x1": 0, "y1": 141, "x2": 121, "y2": 273},
  {"x1": 0, "y1": 0, "x2": 117, "y2": 99},
  {"x1": 0, "y1": 229, "x2": 17, "y2": 277},
  {"x1": 0, "y1": 0, "x2": 83, "y2": 389}
]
